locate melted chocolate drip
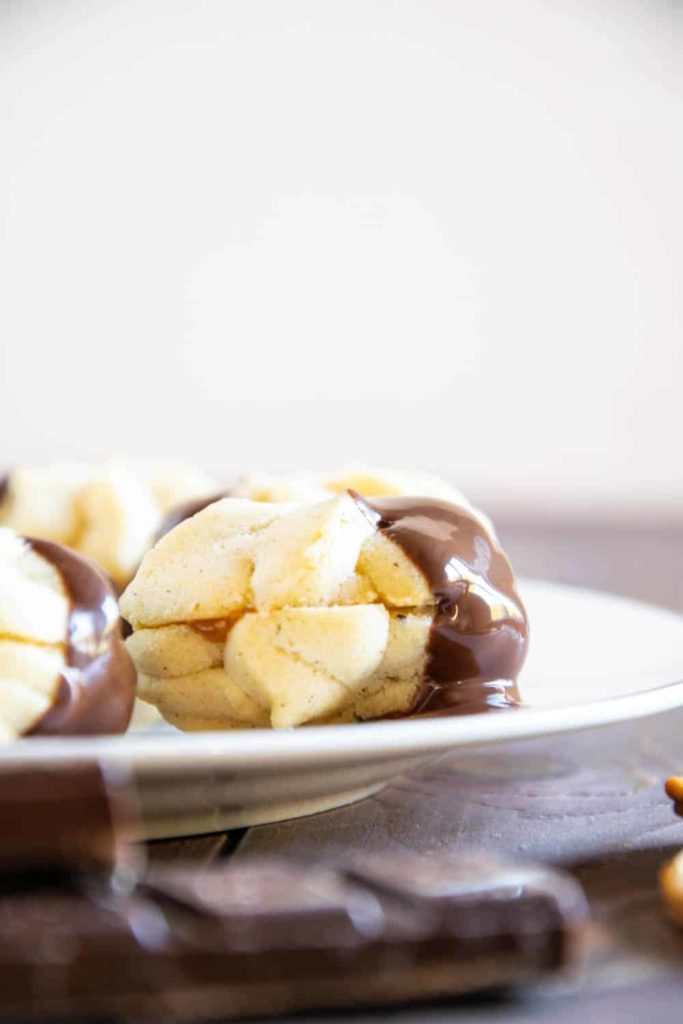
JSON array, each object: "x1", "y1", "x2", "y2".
[
  {"x1": 351, "y1": 493, "x2": 528, "y2": 716},
  {"x1": 26, "y1": 539, "x2": 136, "y2": 736},
  {"x1": 155, "y1": 491, "x2": 230, "y2": 541}
]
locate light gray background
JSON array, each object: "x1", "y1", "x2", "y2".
[{"x1": 1, "y1": 0, "x2": 681, "y2": 513}]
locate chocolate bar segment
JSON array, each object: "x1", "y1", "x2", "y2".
[{"x1": 0, "y1": 856, "x2": 585, "y2": 1020}]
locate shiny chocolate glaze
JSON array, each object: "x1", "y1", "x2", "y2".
[
  {"x1": 155, "y1": 491, "x2": 230, "y2": 541},
  {"x1": 351, "y1": 493, "x2": 528, "y2": 716},
  {"x1": 26, "y1": 539, "x2": 136, "y2": 736}
]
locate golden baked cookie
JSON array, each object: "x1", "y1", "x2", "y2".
[
  {"x1": 156, "y1": 463, "x2": 492, "y2": 541},
  {"x1": 0, "y1": 460, "x2": 219, "y2": 588},
  {"x1": 122, "y1": 492, "x2": 527, "y2": 732}
]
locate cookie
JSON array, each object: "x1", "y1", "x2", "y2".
[
  {"x1": 122, "y1": 492, "x2": 527, "y2": 731},
  {"x1": 0, "y1": 528, "x2": 135, "y2": 740},
  {"x1": 156, "y1": 464, "x2": 480, "y2": 540},
  {"x1": 0, "y1": 460, "x2": 220, "y2": 588}
]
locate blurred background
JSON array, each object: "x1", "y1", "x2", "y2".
[{"x1": 1, "y1": 0, "x2": 681, "y2": 519}]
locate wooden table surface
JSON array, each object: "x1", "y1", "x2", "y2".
[{"x1": 149, "y1": 519, "x2": 683, "y2": 1023}]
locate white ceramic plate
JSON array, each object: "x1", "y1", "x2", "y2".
[{"x1": 3, "y1": 579, "x2": 683, "y2": 839}]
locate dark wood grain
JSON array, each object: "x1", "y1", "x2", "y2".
[
  {"x1": 153, "y1": 521, "x2": 683, "y2": 1022},
  {"x1": 236, "y1": 718, "x2": 683, "y2": 864}
]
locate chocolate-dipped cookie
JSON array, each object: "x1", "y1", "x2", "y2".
[
  {"x1": 155, "y1": 464, "x2": 476, "y2": 540},
  {"x1": 122, "y1": 491, "x2": 527, "y2": 731},
  {"x1": 154, "y1": 490, "x2": 230, "y2": 542},
  {"x1": 233, "y1": 464, "x2": 476, "y2": 505},
  {"x1": 0, "y1": 460, "x2": 220, "y2": 588},
  {"x1": 0, "y1": 528, "x2": 136, "y2": 740}
]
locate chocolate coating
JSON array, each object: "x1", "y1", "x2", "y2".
[
  {"x1": 0, "y1": 472, "x2": 8, "y2": 507},
  {"x1": 351, "y1": 493, "x2": 528, "y2": 716},
  {"x1": 155, "y1": 490, "x2": 230, "y2": 541},
  {"x1": 26, "y1": 538, "x2": 136, "y2": 736}
]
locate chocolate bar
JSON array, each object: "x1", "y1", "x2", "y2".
[{"x1": 0, "y1": 765, "x2": 587, "y2": 1021}]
